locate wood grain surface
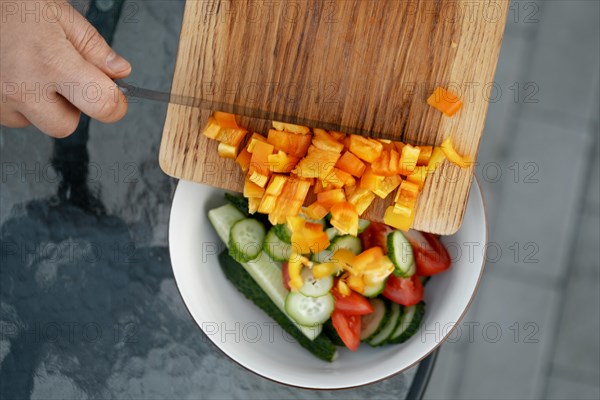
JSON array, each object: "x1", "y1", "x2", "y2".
[{"x1": 160, "y1": 0, "x2": 507, "y2": 234}]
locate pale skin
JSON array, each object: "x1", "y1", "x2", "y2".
[{"x1": 0, "y1": 0, "x2": 131, "y2": 138}]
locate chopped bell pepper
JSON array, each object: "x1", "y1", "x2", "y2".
[
  {"x1": 399, "y1": 144, "x2": 420, "y2": 175},
  {"x1": 330, "y1": 201, "x2": 359, "y2": 236},
  {"x1": 214, "y1": 111, "x2": 239, "y2": 129},
  {"x1": 371, "y1": 150, "x2": 396, "y2": 176},
  {"x1": 347, "y1": 188, "x2": 376, "y2": 216},
  {"x1": 248, "y1": 197, "x2": 261, "y2": 214},
  {"x1": 384, "y1": 205, "x2": 415, "y2": 231},
  {"x1": 426, "y1": 146, "x2": 447, "y2": 173},
  {"x1": 312, "y1": 129, "x2": 345, "y2": 153},
  {"x1": 202, "y1": 117, "x2": 222, "y2": 139},
  {"x1": 373, "y1": 175, "x2": 402, "y2": 199},
  {"x1": 348, "y1": 135, "x2": 383, "y2": 163},
  {"x1": 407, "y1": 166, "x2": 428, "y2": 190},
  {"x1": 303, "y1": 201, "x2": 329, "y2": 220},
  {"x1": 353, "y1": 247, "x2": 385, "y2": 271},
  {"x1": 216, "y1": 128, "x2": 247, "y2": 146},
  {"x1": 427, "y1": 87, "x2": 462, "y2": 117},
  {"x1": 317, "y1": 188, "x2": 346, "y2": 210},
  {"x1": 335, "y1": 151, "x2": 366, "y2": 177},
  {"x1": 330, "y1": 131, "x2": 346, "y2": 141},
  {"x1": 217, "y1": 142, "x2": 239, "y2": 159},
  {"x1": 246, "y1": 133, "x2": 268, "y2": 153},
  {"x1": 287, "y1": 253, "x2": 304, "y2": 290},
  {"x1": 265, "y1": 175, "x2": 288, "y2": 196},
  {"x1": 290, "y1": 221, "x2": 330, "y2": 254},
  {"x1": 267, "y1": 129, "x2": 312, "y2": 158},
  {"x1": 249, "y1": 140, "x2": 274, "y2": 177},
  {"x1": 360, "y1": 166, "x2": 384, "y2": 192},
  {"x1": 248, "y1": 169, "x2": 269, "y2": 188},
  {"x1": 258, "y1": 194, "x2": 278, "y2": 214},
  {"x1": 440, "y1": 137, "x2": 470, "y2": 168},
  {"x1": 417, "y1": 146, "x2": 433, "y2": 166},
  {"x1": 394, "y1": 180, "x2": 420, "y2": 216},
  {"x1": 268, "y1": 151, "x2": 300, "y2": 173},
  {"x1": 293, "y1": 145, "x2": 341, "y2": 179},
  {"x1": 344, "y1": 184, "x2": 357, "y2": 198},
  {"x1": 272, "y1": 121, "x2": 310, "y2": 135},
  {"x1": 332, "y1": 249, "x2": 357, "y2": 266},
  {"x1": 337, "y1": 279, "x2": 351, "y2": 296},
  {"x1": 346, "y1": 273, "x2": 365, "y2": 294},
  {"x1": 243, "y1": 178, "x2": 265, "y2": 198},
  {"x1": 312, "y1": 262, "x2": 341, "y2": 279},
  {"x1": 235, "y1": 147, "x2": 252, "y2": 172}
]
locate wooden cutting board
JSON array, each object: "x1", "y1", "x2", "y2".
[{"x1": 160, "y1": 0, "x2": 507, "y2": 234}]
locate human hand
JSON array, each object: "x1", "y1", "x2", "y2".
[{"x1": 0, "y1": 0, "x2": 131, "y2": 137}]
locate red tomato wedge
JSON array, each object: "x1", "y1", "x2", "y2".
[
  {"x1": 402, "y1": 230, "x2": 451, "y2": 276},
  {"x1": 281, "y1": 262, "x2": 291, "y2": 291},
  {"x1": 383, "y1": 275, "x2": 424, "y2": 306},
  {"x1": 332, "y1": 311, "x2": 361, "y2": 351},
  {"x1": 332, "y1": 286, "x2": 374, "y2": 315},
  {"x1": 359, "y1": 221, "x2": 394, "y2": 254}
]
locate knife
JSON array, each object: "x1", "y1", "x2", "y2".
[{"x1": 115, "y1": 79, "x2": 384, "y2": 138}]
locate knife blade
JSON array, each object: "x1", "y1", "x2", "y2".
[{"x1": 115, "y1": 79, "x2": 388, "y2": 138}]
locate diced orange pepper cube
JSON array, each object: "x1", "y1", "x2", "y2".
[
  {"x1": 384, "y1": 205, "x2": 415, "y2": 231},
  {"x1": 243, "y1": 178, "x2": 265, "y2": 198},
  {"x1": 344, "y1": 184, "x2": 357, "y2": 198},
  {"x1": 332, "y1": 249, "x2": 356, "y2": 266},
  {"x1": 330, "y1": 131, "x2": 346, "y2": 141},
  {"x1": 202, "y1": 117, "x2": 222, "y2": 139},
  {"x1": 303, "y1": 201, "x2": 329, "y2": 220},
  {"x1": 360, "y1": 166, "x2": 385, "y2": 192},
  {"x1": 312, "y1": 262, "x2": 341, "y2": 279},
  {"x1": 287, "y1": 252, "x2": 304, "y2": 290},
  {"x1": 336, "y1": 151, "x2": 366, "y2": 177},
  {"x1": 268, "y1": 151, "x2": 300, "y2": 173},
  {"x1": 393, "y1": 180, "x2": 420, "y2": 216},
  {"x1": 291, "y1": 221, "x2": 329, "y2": 254},
  {"x1": 258, "y1": 194, "x2": 278, "y2": 214},
  {"x1": 353, "y1": 247, "x2": 385, "y2": 271},
  {"x1": 250, "y1": 140, "x2": 274, "y2": 176},
  {"x1": 248, "y1": 197, "x2": 261, "y2": 214},
  {"x1": 247, "y1": 133, "x2": 268, "y2": 153},
  {"x1": 317, "y1": 188, "x2": 346, "y2": 210},
  {"x1": 393, "y1": 141, "x2": 405, "y2": 154},
  {"x1": 377, "y1": 138, "x2": 394, "y2": 151},
  {"x1": 217, "y1": 142, "x2": 239, "y2": 159},
  {"x1": 248, "y1": 170, "x2": 269, "y2": 188},
  {"x1": 272, "y1": 121, "x2": 310, "y2": 134},
  {"x1": 399, "y1": 144, "x2": 420, "y2": 175},
  {"x1": 267, "y1": 129, "x2": 312, "y2": 158},
  {"x1": 216, "y1": 128, "x2": 247, "y2": 146},
  {"x1": 373, "y1": 175, "x2": 402, "y2": 199},
  {"x1": 323, "y1": 168, "x2": 355, "y2": 189},
  {"x1": 389, "y1": 150, "x2": 400, "y2": 174},
  {"x1": 313, "y1": 129, "x2": 344, "y2": 153},
  {"x1": 371, "y1": 150, "x2": 396, "y2": 176},
  {"x1": 426, "y1": 147, "x2": 447, "y2": 173},
  {"x1": 213, "y1": 111, "x2": 239, "y2": 129},
  {"x1": 330, "y1": 201, "x2": 359, "y2": 236},
  {"x1": 407, "y1": 166, "x2": 428, "y2": 190},
  {"x1": 348, "y1": 135, "x2": 383, "y2": 163},
  {"x1": 235, "y1": 147, "x2": 252, "y2": 172},
  {"x1": 346, "y1": 274, "x2": 365, "y2": 294},
  {"x1": 265, "y1": 175, "x2": 288, "y2": 196},
  {"x1": 293, "y1": 145, "x2": 340, "y2": 179},
  {"x1": 347, "y1": 188, "x2": 376, "y2": 216},
  {"x1": 440, "y1": 137, "x2": 470, "y2": 168},
  {"x1": 417, "y1": 146, "x2": 433, "y2": 166},
  {"x1": 427, "y1": 87, "x2": 463, "y2": 117},
  {"x1": 313, "y1": 179, "x2": 325, "y2": 194}
]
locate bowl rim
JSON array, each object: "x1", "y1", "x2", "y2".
[{"x1": 167, "y1": 176, "x2": 488, "y2": 390}]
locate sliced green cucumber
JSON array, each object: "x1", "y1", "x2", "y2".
[
  {"x1": 387, "y1": 230, "x2": 416, "y2": 277},
  {"x1": 322, "y1": 318, "x2": 345, "y2": 347},
  {"x1": 357, "y1": 219, "x2": 371, "y2": 233},
  {"x1": 367, "y1": 302, "x2": 402, "y2": 347},
  {"x1": 330, "y1": 235, "x2": 362, "y2": 255},
  {"x1": 228, "y1": 218, "x2": 266, "y2": 262},
  {"x1": 285, "y1": 292, "x2": 335, "y2": 327},
  {"x1": 388, "y1": 301, "x2": 425, "y2": 344},
  {"x1": 325, "y1": 227, "x2": 338, "y2": 241},
  {"x1": 219, "y1": 251, "x2": 336, "y2": 361},
  {"x1": 208, "y1": 204, "x2": 246, "y2": 244},
  {"x1": 299, "y1": 268, "x2": 334, "y2": 297},
  {"x1": 363, "y1": 278, "x2": 387, "y2": 298},
  {"x1": 224, "y1": 192, "x2": 250, "y2": 216},
  {"x1": 273, "y1": 223, "x2": 292, "y2": 243},
  {"x1": 360, "y1": 298, "x2": 390, "y2": 341},
  {"x1": 263, "y1": 228, "x2": 292, "y2": 262}
]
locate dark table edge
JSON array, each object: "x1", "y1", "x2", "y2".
[{"x1": 406, "y1": 348, "x2": 439, "y2": 400}]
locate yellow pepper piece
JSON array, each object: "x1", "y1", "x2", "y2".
[
  {"x1": 287, "y1": 253, "x2": 304, "y2": 290},
  {"x1": 384, "y1": 205, "x2": 415, "y2": 231},
  {"x1": 312, "y1": 262, "x2": 341, "y2": 279},
  {"x1": 440, "y1": 137, "x2": 470, "y2": 168},
  {"x1": 346, "y1": 273, "x2": 365, "y2": 294},
  {"x1": 337, "y1": 278, "x2": 351, "y2": 297},
  {"x1": 426, "y1": 147, "x2": 447, "y2": 174}
]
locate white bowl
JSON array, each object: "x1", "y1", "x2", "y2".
[{"x1": 169, "y1": 179, "x2": 487, "y2": 389}]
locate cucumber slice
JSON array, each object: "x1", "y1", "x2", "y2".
[
  {"x1": 388, "y1": 301, "x2": 426, "y2": 344},
  {"x1": 263, "y1": 228, "x2": 293, "y2": 262},
  {"x1": 363, "y1": 278, "x2": 387, "y2": 298},
  {"x1": 299, "y1": 268, "x2": 334, "y2": 297},
  {"x1": 387, "y1": 231, "x2": 416, "y2": 277},
  {"x1": 208, "y1": 204, "x2": 246, "y2": 244},
  {"x1": 224, "y1": 193, "x2": 250, "y2": 216},
  {"x1": 357, "y1": 219, "x2": 371, "y2": 233},
  {"x1": 325, "y1": 227, "x2": 338, "y2": 241},
  {"x1": 285, "y1": 292, "x2": 335, "y2": 327},
  {"x1": 273, "y1": 223, "x2": 292, "y2": 243},
  {"x1": 367, "y1": 302, "x2": 402, "y2": 347},
  {"x1": 229, "y1": 219, "x2": 266, "y2": 262},
  {"x1": 330, "y1": 235, "x2": 362, "y2": 255},
  {"x1": 360, "y1": 298, "x2": 390, "y2": 341}
]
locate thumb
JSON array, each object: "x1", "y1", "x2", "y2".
[{"x1": 57, "y1": 2, "x2": 131, "y2": 78}]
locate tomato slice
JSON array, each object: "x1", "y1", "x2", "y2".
[
  {"x1": 281, "y1": 262, "x2": 291, "y2": 291},
  {"x1": 383, "y1": 275, "x2": 424, "y2": 306},
  {"x1": 332, "y1": 287, "x2": 374, "y2": 315},
  {"x1": 403, "y1": 230, "x2": 451, "y2": 276},
  {"x1": 332, "y1": 311, "x2": 361, "y2": 351},
  {"x1": 359, "y1": 221, "x2": 394, "y2": 254}
]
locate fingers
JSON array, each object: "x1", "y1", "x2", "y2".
[
  {"x1": 0, "y1": 111, "x2": 31, "y2": 129},
  {"x1": 20, "y1": 94, "x2": 81, "y2": 138},
  {"x1": 57, "y1": 2, "x2": 131, "y2": 78},
  {"x1": 52, "y1": 43, "x2": 129, "y2": 123}
]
